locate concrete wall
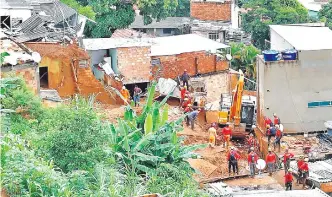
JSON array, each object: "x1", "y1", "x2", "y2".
[
  {"x1": 270, "y1": 29, "x2": 293, "y2": 50},
  {"x1": 257, "y1": 56, "x2": 332, "y2": 133},
  {"x1": 231, "y1": 2, "x2": 239, "y2": 28},
  {"x1": 88, "y1": 49, "x2": 107, "y2": 80},
  {"x1": 109, "y1": 48, "x2": 118, "y2": 74},
  {"x1": 0, "y1": 8, "x2": 32, "y2": 25},
  {"x1": 191, "y1": 30, "x2": 226, "y2": 43},
  {"x1": 299, "y1": 49, "x2": 332, "y2": 68}
]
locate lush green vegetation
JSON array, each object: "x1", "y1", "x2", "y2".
[
  {"x1": 319, "y1": 0, "x2": 332, "y2": 30},
  {"x1": 61, "y1": 0, "x2": 95, "y2": 19},
  {"x1": 62, "y1": 0, "x2": 190, "y2": 38},
  {"x1": 241, "y1": 0, "x2": 309, "y2": 49},
  {"x1": 0, "y1": 77, "x2": 209, "y2": 196},
  {"x1": 230, "y1": 43, "x2": 260, "y2": 90}
]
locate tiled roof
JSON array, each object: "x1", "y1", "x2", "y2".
[
  {"x1": 129, "y1": 15, "x2": 190, "y2": 29},
  {"x1": 111, "y1": 29, "x2": 154, "y2": 38}
]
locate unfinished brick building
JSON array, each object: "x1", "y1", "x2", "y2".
[{"x1": 190, "y1": 0, "x2": 232, "y2": 21}]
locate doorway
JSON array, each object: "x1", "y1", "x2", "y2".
[{"x1": 39, "y1": 67, "x2": 49, "y2": 88}]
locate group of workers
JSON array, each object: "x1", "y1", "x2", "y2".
[
  {"x1": 204, "y1": 112, "x2": 310, "y2": 191},
  {"x1": 120, "y1": 85, "x2": 142, "y2": 106},
  {"x1": 265, "y1": 113, "x2": 283, "y2": 152}
]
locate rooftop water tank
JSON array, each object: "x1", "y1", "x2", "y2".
[
  {"x1": 262, "y1": 50, "x2": 279, "y2": 61},
  {"x1": 282, "y1": 49, "x2": 297, "y2": 60}
]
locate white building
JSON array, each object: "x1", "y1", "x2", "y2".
[
  {"x1": 257, "y1": 25, "x2": 332, "y2": 133},
  {"x1": 0, "y1": 0, "x2": 33, "y2": 30}
]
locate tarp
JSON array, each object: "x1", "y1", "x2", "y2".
[{"x1": 156, "y1": 78, "x2": 180, "y2": 97}]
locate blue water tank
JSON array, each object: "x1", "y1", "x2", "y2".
[
  {"x1": 262, "y1": 50, "x2": 279, "y2": 61},
  {"x1": 282, "y1": 49, "x2": 297, "y2": 60}
]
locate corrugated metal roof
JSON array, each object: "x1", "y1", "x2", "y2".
[
  {"x1": 39, "y1": 1, "x2": 77, "y2": 24},
  {"x1": 233, "y1": 188, "x2": 329, "y2": 197},
  {"x1": 270, "y1": 25, "x2": 332, "y2": 50},
  {"x1": 129, "y1": 15, "x2": 190, "y2": 29}
]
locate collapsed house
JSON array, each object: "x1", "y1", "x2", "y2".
[
  {"x1": 1, "y1": 0, "x2": 89, "y2": 43},
  {"x1": 83, "y1": 34, "x2": 233, "y2": 102},
  {"x1": 1, "y1": 31, "x2": 40, "y2": 95}
]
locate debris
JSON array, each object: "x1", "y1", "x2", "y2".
[{"x1": 188, "y1": 158, "x2": 218, "y2": 177}]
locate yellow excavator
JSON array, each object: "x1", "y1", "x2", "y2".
[{"x1": 206, "y1": 70, "x2": 256, "y2": 138}]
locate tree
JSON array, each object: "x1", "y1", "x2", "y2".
[
  {"x1": 61, "y1": 0, "x2": 95, "y2": 19},
  {"x1": 230, "y1": 43, "x2": 260, "y2": 90},
  {"x1": 83, "y1": 0, "x2": 183, "y2": 38},
  {"x1": 241, "y1": 0, "x2": 309, "y2": 50},
  {"x1": 319, "y1": 0, "x2": 332, "y2": 30}
]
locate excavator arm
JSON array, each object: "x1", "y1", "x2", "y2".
[{"x1": 229, "y1": 70, "x2": 244, "y2": 126}]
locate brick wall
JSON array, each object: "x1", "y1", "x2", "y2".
[
  {"x1": 152, "y1": 51, "x2": 229, "y2": 79},
  {"x1": 2, "y1": 64, "x2": 39, "y2": 95},
  {"x1": 117, "y1": 46, "x2": 151, "y2": 84},
  {"x1": 190, "y1": 1, "x2": 231, "y2": 21}
]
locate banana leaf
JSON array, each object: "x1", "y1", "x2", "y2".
[
  {"x1": 144, "y1": 113, "x2": 153, "y2": 135},
  {"x1": 133, "y1": 152, "x2": 165, "y2": 163}
]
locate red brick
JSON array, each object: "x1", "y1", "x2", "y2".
[
  {"x1": 152, "y1": 51, "x2": 229, "y2": 79},
  {"x1": 190, "y1": 2, "x2": 231, "y2": 21}
]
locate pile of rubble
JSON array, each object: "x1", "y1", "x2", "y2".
[{"x1": 2, "y1": 0, "x2": 85, "y2": 43}]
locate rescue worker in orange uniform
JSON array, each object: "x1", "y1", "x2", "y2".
[
  {"x1": 274, "y1": 125, "x2": 282, "y2": 152},
  {"x1": 208, "y1": 124, "x2": 217, "y2": 148},
  {"x1": 284, "y1": 169, "x2": 293, "y2": 191},
  {"x1": 247, "y1": 133, "x2": 256, "y2": 150},
  {"x1": 266, "y1": 147, "x2": 277, "y2": 176},
  {"x1": 120, "y1": 86, "x2": 130, "y2": 104},
  {"x1": 227, "y1": 146, "x2": 241, "y2": 176},
  {"x1": 300, "y1": 158, "x2": 309, "y2": 189},
  {"x1": 296, "y1": 155, "x2": 304, "y2": 185},
  {"x1": 273, "y1": 113, "x2": 281, "y2": 126},
  {"x1": 283, "y1": 148, "x2": 294, "y2": 174},
  {"x1": 248, "y1": 147, "x2": 258, "y2": 178},
  {"x1": 265, "y1": 116, "x2": 273, "y2": 127},
  {"x1": 180, "y1": 86, "x2": 187, "y2": 107},
  {"x1": 222, "y1": 123, "x2": 232, "y2": 149}
]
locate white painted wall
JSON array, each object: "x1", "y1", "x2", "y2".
[
  {"x1": 231, "y1": 3, "x2": 239, "y2": 28},
  {"x1": 88, "y1": 49, "x2": 107, "y2": 80},
  {"x1": 270, "y1": 29, "x2": 293, "y2": 50},
  {"x1": 0, "y1": 9, "x2": 32, "y2": 23},
  {"x1": 257, "y1": 56, "x2": 332, "y2": 133}
]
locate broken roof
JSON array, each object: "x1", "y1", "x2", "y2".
[
  {"x1": 38, "y1": 1, "x2": 77, "y2": 24},
  {"x1": 150, "y1": 34, "x2": 229, "y2": 56},
  {"x1": 270, "y1": 25, "x2": 332, "y2": 50},
  {"x1": 129, "y1": 15, "x2": 190, "y2": 29},
  {"x1": 0, "y1": 0, "x2": 33, "y2": 9}
]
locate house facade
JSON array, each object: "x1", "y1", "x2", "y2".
[{"x1": 257, "y1": 25, "x2": 332, "y2": 133}]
